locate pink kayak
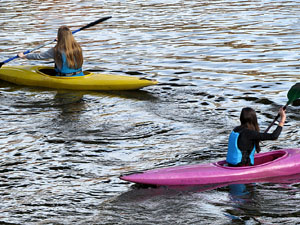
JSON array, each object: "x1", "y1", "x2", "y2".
[{"x1": 120, "y1": 148, "x2": 300, "y2": 186}]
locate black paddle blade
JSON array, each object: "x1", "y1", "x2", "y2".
[
  {"x1": 287, "y1": 83, "x2": 300, "y2": 105},
  {"x1": 79, "y1": 16, "x2": 112, "y2": 31},
  {"x1": 0, "y1": 62, "x2": 4, "y2": 68}
]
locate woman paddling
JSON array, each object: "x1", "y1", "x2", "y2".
[
  {"x1": 226, "y1": 107, "x2": 286, "y2": 167},
  {"x1": 18, "y1": 25, "x2": 84, "y2": 77}
]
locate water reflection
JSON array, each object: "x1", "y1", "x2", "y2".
[
  {"x1": 54, "y1": 90, "x2": 84, "y2": 106},
  {"x1": 114, "y1": 172, "x2": 300, "y2": 224},
  {"x1": 50, "y1": 91, "x2": 86, "y2": 139}
]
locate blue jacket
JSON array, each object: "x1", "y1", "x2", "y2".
[
  {"x1": 26, "y1": 48, "x2": 84, "y2": 76},
  {"x1": 226, "y1": 131, "x2": 255, "y2": 166},
  {"x1": 55, "y1": 53, "x2": 83, "y2": 76}
]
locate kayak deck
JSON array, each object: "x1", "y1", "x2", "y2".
[{"x1": 0, "y1": 65, "x2": 158, "y2": 91}]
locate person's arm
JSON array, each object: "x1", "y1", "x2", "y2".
[
  {"x1": 18, "y1": 48, "x2": 54, "y2": 60},
  {"x1": 278, "y1": 107, "x2": 286, "y2": 127},
  {"x1": 249, "y1": 107, "x2": 286, "y2": 141}
]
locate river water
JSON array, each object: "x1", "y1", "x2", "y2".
[{"x1": 0, "y1": 0, "x2": 300, "y2": 224}]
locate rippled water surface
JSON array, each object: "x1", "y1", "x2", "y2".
[{"x1": 0, "y1": 0, "x2": 300, "y2": 224}]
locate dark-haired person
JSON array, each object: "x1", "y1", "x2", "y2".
[
  {"x1": 18, "y1": 25, "x2": 83, "y2": 77},
  {"x1": 226, "y1": 107, "x2": 286, "y2": 167}
]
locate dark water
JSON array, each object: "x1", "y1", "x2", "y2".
[{"x1": 0, "y1": 0, "x2": 300, "y2": 224}]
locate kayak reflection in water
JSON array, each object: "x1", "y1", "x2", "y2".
[
  {"x1": 18, "y1": 26, "x2": 84, "y2": 77},
  {"x1": 226, "y1": 107, "x2": 286, "y2": 167}
]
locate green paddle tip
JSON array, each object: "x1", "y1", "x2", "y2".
[{"x1": 287, "y1": 82, "x2": 300, "y2": 105}]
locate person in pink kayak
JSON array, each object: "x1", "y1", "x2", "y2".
[
  {"x1": 226, "y1": 107, "x2": 286, "y2": 166},
  {"x1": 18, "y1": 25, "x2": 84, "y2": 76}
]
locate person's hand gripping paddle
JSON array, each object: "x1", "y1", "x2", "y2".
[{"x1": 265, "y1": 83, "x2": 300, "y2": 133}]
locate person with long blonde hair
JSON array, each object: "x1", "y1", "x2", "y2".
[
  {"x1": 226, "y1": 107, "x2": 286, "y2": 167},
  {"x1": 18, "y1": 26, "x2": 83, "y2": 76}
]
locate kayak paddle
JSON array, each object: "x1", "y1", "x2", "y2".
[
  {"x1": 0, "y1": 16, "x2": 112, "y2": 68},
  {"x1": 265, "y1": 82, "x2": 300, "y2": 133}
]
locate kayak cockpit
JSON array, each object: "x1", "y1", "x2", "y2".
[
  {"x1": 38, "y1": 68, "x2": 91, "y2": 77},
  {"x1": 253, "y1": 151, "x2": 287, "y2": 165},
  {"x1": 215, "y1": 150, "x2": 287, "y2": 168}
]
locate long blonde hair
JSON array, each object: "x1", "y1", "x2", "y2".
[{"x1": 54, "y1": 26, "x2": 83, "y2": 69}]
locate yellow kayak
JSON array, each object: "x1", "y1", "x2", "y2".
[{"x1": 0, "y1": 65, "x2": 158, "y2": 91}]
